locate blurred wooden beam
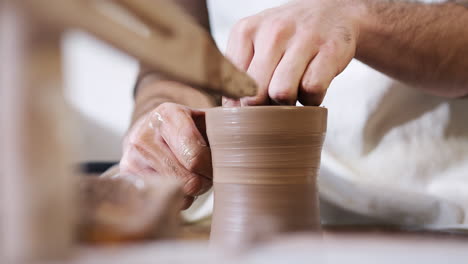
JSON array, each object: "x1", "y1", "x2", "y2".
[
  {"x1": 0, "y1": 1, "x2": 75, "y2": 262},
  {"x1": 20, "y1": 0, "x2": 257, "y2": 99}
]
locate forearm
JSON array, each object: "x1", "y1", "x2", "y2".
[
  {"x1": 356, "y1": 0, "x2": 468, "y2": 98},
  {"x1": 132, "y1": 75, "x2": 219, "y2": 124}
]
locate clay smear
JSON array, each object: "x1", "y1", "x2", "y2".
[{"x1": 206, "y1": 106, "x2": 327, "y2": 249}]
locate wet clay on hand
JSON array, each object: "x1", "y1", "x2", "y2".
[{"x1": 206, "y1": 106, "x2": 327, "y2": 249}]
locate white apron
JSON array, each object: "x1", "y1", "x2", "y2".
[{"x1": 183, "y1": 0, "x2": 468, "y2": 229}]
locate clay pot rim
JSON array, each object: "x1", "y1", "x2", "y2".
[{"x1": 208, "y1": 106, "x2": 327, "y2": 113}]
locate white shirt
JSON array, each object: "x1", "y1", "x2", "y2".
[{"x1": 183, "y1": 0, "x2": 468, "y2": 228}]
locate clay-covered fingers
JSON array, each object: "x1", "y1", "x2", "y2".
[
  {"x1": 299, "y1": 40, "x2": 351, "y2": 106},
  {"x1": 153, "y1": 104, "x2": 212, "y2": 199},
  {"x1": 156, "y1": 103, "x2": 212, "y2": 178},
  {"x1": 226, "y1": 17, "x2": 256, "y2": 72},
  {"x1": 222, "y1": 0, "x2": 362, "y2": 107},
  {"x1": 120, "y1": 103, "x2": 213, "y2": 210},
  {"x1": 268, "y1": 41, "x2": 319, "y2": 105},
  {"x1": 224, "y1": 17, "x2": 255, "y2": 107},
  {"x1": 241, "y1": 20, "x2": 293, "y2": 106},
  {"x1": 226, "y1": 16, "x2": 296, "y2": 106}
]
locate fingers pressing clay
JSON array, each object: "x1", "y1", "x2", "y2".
[
  {"x1": 221, "y1": 0, "x2": 361, "y2": 107},
  {"x1": 241, "y1": 24, "x2": 291, "y2": 106},
  {"x1": 120, "y1": 103, "x2": 213, "y2": 210},
  {"x1": 122, "y1": 123, "x2": 206, "y2": 210},
  {"x1": 121, "y1": 113, "x2": 169, "y2": 177},
  {"x1": 225, "y1": 17, "x2": 256, "y2": 107},
  {"x1": 299, "y1": 48, "x2": 339, "y2": 106},
  {"x1": 226, "y1": 19, "x2": 255, "y2": 71},
  {"x1": 155, "y1": 103, "x2": 212, "y2": 178},
  {"x1": 268, "y1": 43, "x2": 319, "y2": 105}
]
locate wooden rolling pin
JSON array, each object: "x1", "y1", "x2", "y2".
[{"x1": 20, "y1": 0, "x2": 257, "y2": 99}]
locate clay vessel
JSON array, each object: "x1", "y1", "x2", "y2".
[{"x1": 206, "y1": 106, "x2": 327, "y2": 249}]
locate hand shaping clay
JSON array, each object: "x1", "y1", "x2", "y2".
[
  {"x1": 206, "y1": 106, "x2": 327, "y2": 249},
  {"x1": 78, "y1": 166, "x2": 183, "y2": 243}
]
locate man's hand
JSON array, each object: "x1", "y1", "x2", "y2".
[
  {"x1": 224, "y1": 0, "x2": 366, "y2": 106},
  {"x1": 120, "y1": 103, "x2": 212, "y2": 210}
]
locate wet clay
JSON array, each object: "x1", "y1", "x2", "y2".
[{"x1": 206, "y1": 106, "x2": 327, "y2": 249}]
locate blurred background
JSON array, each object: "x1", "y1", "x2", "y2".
[{"x1": 63, "y1": 31, "x2": 136, "y2": 162}]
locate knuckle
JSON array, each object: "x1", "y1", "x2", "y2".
[
  {"x1": 297, "y1": 32, "x2": 325, "y2": 43},
  {"x1": 301, "y1": 78, "x2": 324, "y2": 93},
  {"x1": 156, "y1": 102, "x2": 178, "y2": 117},
  {"x1": 182, "y1": 152, "x2": 200, "y2": 172},
  {"x1": 126, "y1": 128, "x2": 145, "y2": 148},
  {"x1": 269, "y1": 89, "x2": 294, "y2": 104},
  {"x1": 127, "y1": 121, "x2": 157, "y2": 148},
  {"x1": 153, "y1": 102, "x2": 189, "y2": 135},
  {"x1": 130, "y1": 135, "x2": 144, "y2": 148},
  {"x1": 268, "y1": 19, "x2": 294, "y2": 42},
  {"x1": 182, "y1": 145, "x2": 209, "y2": 173},
  {"x1": 120, "y1": 145, "x2": 155, "y2": 176},
  {"x1": 321, "y1": 39, "x2": 339, "y2": 54},
  {"x1": 125, "y1": 117, "x2": 149, "y2": 147},
  {"x1": 303, "y1": 34, "x2": 325, "y2": 47},
  {"x1": 269, "y1": 18, "x2": 290, "y2": 32},
  {"x1": 233, "y1": 17, "x2": 257, "y2": 37},
  {"x1": 183, "y1": 176, "x2": 202, "y2": 196}
]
